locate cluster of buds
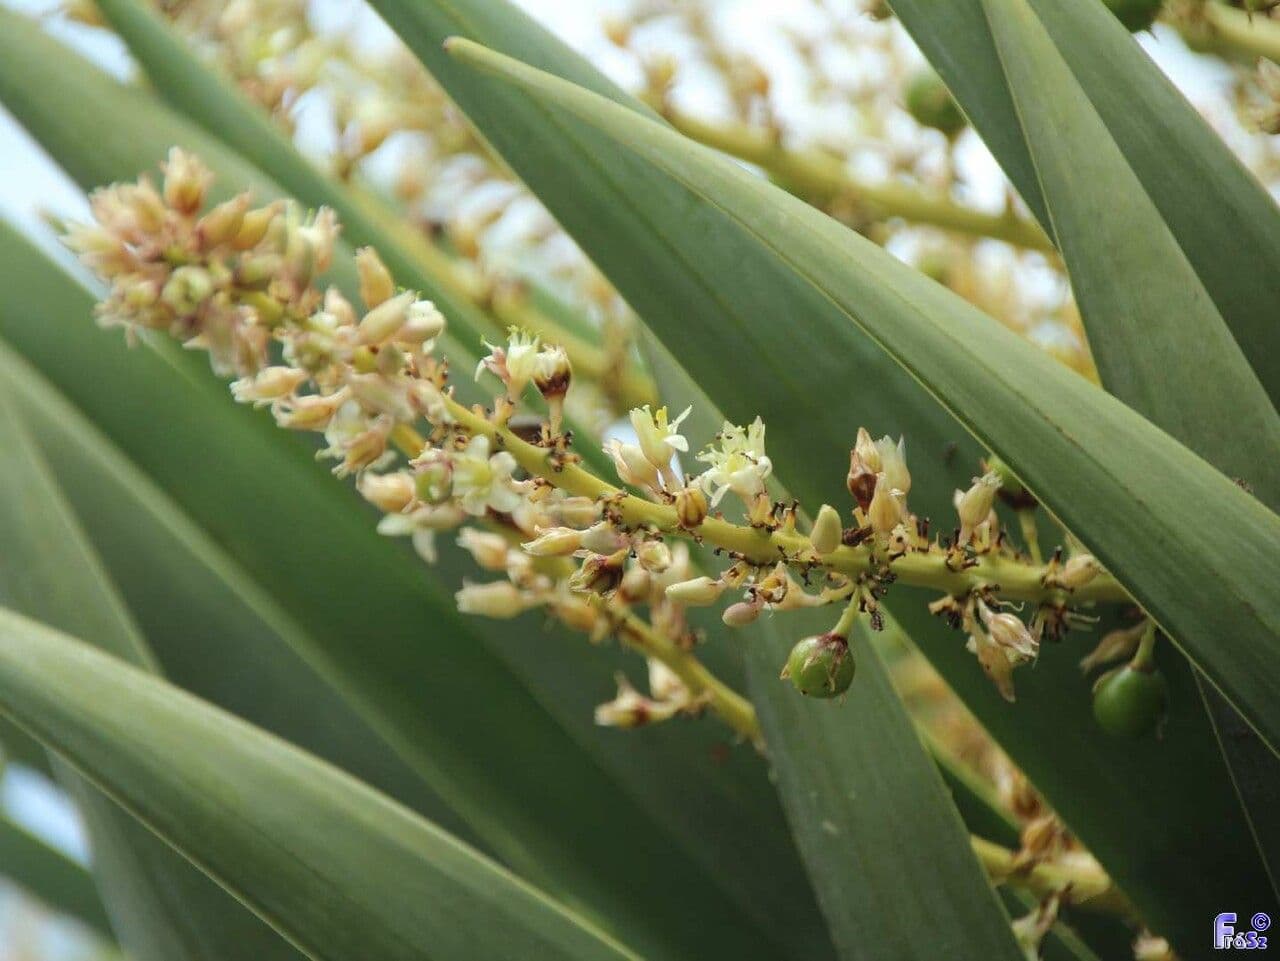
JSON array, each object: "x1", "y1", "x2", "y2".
[{"x1": 68, "y1": 152, "x2": 1131, "y2": 744}]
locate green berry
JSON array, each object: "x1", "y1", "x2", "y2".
[
  {"x1": 905, "y1": 68, "x2": 966, "y2": 138},
  {"x1": 1103, "y1": 0, "x2": 1163, "y2": 32},
  {"x1": 1092, "y1": 665, "x2": 1167, "y2": 738},
  {"x1": 783, "y1": 634, "x2": 856, "y2": 698}
]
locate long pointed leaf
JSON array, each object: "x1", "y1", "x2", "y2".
[
  {"x1": 0, "y1": 812, "x2": 114, "y2": 940},
  {"x1": 889, "y1": 0, "x2": 1280, "y2": 403},
  {"x1": 0, "y1": 341, "x2": 476, "y2": 847},
  {"x1": 0, "y1": 217, "x2": 785, "y2": 959},
  {"x1": 0, "y1": 607, "x2": 638, "y2": 961},
  {"x1": 0, "y1": 25, "x2": 824, "y2": 956},
  {"x1": 0, "y1": 389, "x2": 305, "y2": 961},
  {"x1": 977, "y1": 0, "x2": 1280, "y2": 889},
  {"x1": 439, "y1": 38, "x2": 1280, "y2": 948}
]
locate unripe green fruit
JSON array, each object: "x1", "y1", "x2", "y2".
[
  {"x1": 784, "y1": 634, "x2": 856, "y2": 698},
  {"x1": 1092, "y1": 665, "x2": 1167, "y2": 737},
  {"x1": 904, "y1": 68, "x2": 966, "y2": 137},
  {"x1": 1103, "y1": 0, "x2": 1163, "y2": 32}
]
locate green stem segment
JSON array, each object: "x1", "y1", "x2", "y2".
[
  {"x1": 443, "y1": 396, "x2": 1130, "y2": 606},
  {"x1": 656, "y1": 106, "x2": 1055, "y2": 252},
  {"x1": 614, "y1": 609, "x2": 762, "y2": 744}
]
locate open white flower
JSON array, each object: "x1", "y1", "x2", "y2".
[
  {"x1": 451, "y1": 434, "x2": 528, "y2": 516},
  {"x1": 629, "y1": 405, "x2": 691, "y2": 482},
  {"x1": 697, "y1": 417, "x2": 772, "y2": 507},
  {"x1": 376, "y1": 503, "x2": 466, "y2": 563},
  {"x1": 475, "y1": 327, "x2": 541, "y2": 400}
]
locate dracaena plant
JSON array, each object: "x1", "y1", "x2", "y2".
[{"x1": 0, "y1": 1, "x2": 1276, "y2": 960}]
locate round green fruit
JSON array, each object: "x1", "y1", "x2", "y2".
[
  {"x1": 904, "y1": 68, "x2": 966, "y2": 137},
  {"x1": 785, "y1": 634, "x2": 856, "y2": 698},
  {"x1": 1104, "y1": 0, "x2": 1163, "y2": 32},
  {"x1": 1092, "y1": 665, "x2": 1167, "y2": 738}
]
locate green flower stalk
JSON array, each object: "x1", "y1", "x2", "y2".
[{"x1": 66, "y1": 150, "x2": 1137, "y2": 745}]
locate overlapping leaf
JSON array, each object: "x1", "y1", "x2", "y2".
[
  {"x1": 435, "y1": 36, "x2": 1279, "y2": 949},
  {"x1": 0, "y1": 607, "x2": 639, "y2": 961},
  {"x1": 0, "y1": 15, "x2": 832, "y2": 957},
  {"x1": 974, "y1": 0, "x2": 1280, "y2": 891},
  {"x1": 890, "y1": 0, "x2": 1280, "y2": 403},
  {"x1": 0, "y1": 390, "x2": 306, "y2": 961}
]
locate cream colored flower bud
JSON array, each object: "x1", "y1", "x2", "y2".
[
  {"x1": 533, "y1": 345, "x2": 572, "y2": 399},
  {"x1": 647, "y1": 659, "x2": 688, "y2": 704},
  {"x1": 876, "y1": 436, "x2": 911, "y2": 497},
  {"x1": 636, "y1": 540, "x2": 672, "y2": 574},
  {"x1": 229, "y1": 366, "x2": 307, "y2": 407},
  {"x1": 553, "y1": 496, "x2": 601, "y2": 529},
  {"x1": 1058, "y1": 554, "x2": 1101, "y2": 590},
  {"x1": 161, "y1": 266, "x2": 214, "y2": 314},
  {"x1": 810, "y1": 504, "x2": 843, "y2": 556},
  {"x1": 357, "y1": 471, "x2": 416, "y2": 514},
  {"x1": 867, "y1": 474, "x2": 901, "y2": 535},
  {"x1": 455, "y1": 528, "x2": 512, "y2": 572},
  {"x1": 399, "y1": 300, "x2": 446, "y2": 345},
  {"x1": 357, "y1": 290, "x2": 415, "y2": 345},
  {"x1": 664, "y1": 576, "x2": 724, "y2": 606},
  {"x1": 978, "y1": 602, "x2": 1038, "y2": 662},
  {"x1": 568, "y1": 550, "x2": 627, "y2": 596},
  {"x1": 522, "y1": 526, "x2": 583, "y2": 557},
  {"x1": 854, "y1": 427, "x2": 883, "y2": 473},
  {"x1": 161, "y1": 147, "x2": 212, "y2": 215},
  {"x1": 196, "y1": 193, "x2": 250, "y2": 246},
  {"x1": 580, "y1": 521, "x2": 627, "y2": 555},
  {"x1": 603, "y1": 438, "x2": 662, "y2": 493},
  {"x1": 551, "y1": 594, "x2": 599, "y2": 634},
  {"x1": 675, "y1": 486, "x2": 708, "y2": 529},
  {"x1": 455, "y1": 580, "x2": 528, "y2": 619},
  {"x1": 594, "y1": 675, "x2": 679, "y2": 728},
  {"x1": 273, "y1": 393, "x2": 346, "y2": 431},
  {"x1": 722, "y1": 600, "x2": 762, "y2": 627},
  {"x1": 619, "y1": 565, "x2": 651, "y2": 602},
  {"x1": 233, "y1": 204, "x2": 278, "y2": 250},
  {"x1": 957, "y1": 471, "x2": 1002, "y2": 544}
]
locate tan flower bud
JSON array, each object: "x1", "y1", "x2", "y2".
[
  {"x1": 876, "y1": 435, "x2": 911, "y2": 497},
  {"x1": 161, "y1": 266, "x2": 214, "y2": 314},
  {"x1": 810, "y1": 504, "x2": 843, "y2": 556},
  {"x1": 273, "y1": 393, "x2": 346, "y2": 431},
  {"x1": 664, "y1": 575, "x2": 724, "y2": 606},
  {"x1": 232, "y1": 204, "x2": 278, "y2": 250},
  {"x1": 1058, "y1": 554, "x2": 1101, "y2": 590},
  {"x1": 674, "y1": 486, "x2": 708, "y2": 529},
  {"x1": 550, "y1": 594, "x2": 599, "y2": 634},
  {"x1": 456, "y1": 528, "x2": 513, "y2": 572},
  {"x1": 568, "y1": 550, "x2": 628, "y2": 596},
  {"x1": 854, "y1": 427, "x2": 883, "y2": 473},
  {"x1": 722, "y1": 600, "x2": 762, "y2": 627},
  {"x1": 523, "y1": 526, "x2": 584, "y2": 557},
  {"x1": 552, "y1": 496, "x2": 601, "y2": 529},
  {"x1": 196, "y1": 193, "x2": 250, "y2": 247},
  {"x1": 580, "y1": 521, "x2": 627, "y2": 555},
  {"x1": 533, "y1": 345, "x2": 572, "y2": 400},
  {"x1": 357, "y1": 471, "x2": 416, "y2": 514},
  {"x1": 399, "y1": 300, "x2": 446, "y2": 345},
  {"x1": 455, "y1": 580, "x2": 528, "y2": 619},
  {"x1": 356, "y1": 246, "x2": 396, "y2": 308},
  {"x1": 635, "y1": 540, "x2": 672, "y2": 574},
  {"x1": 161, "y1": 147, "x2": 212, "y2": 215},
  {"x1": 957, "y1": 471, "x2": 1002, "y2": 545},
  {"x1": 229, "y1": 366, "x2": 307, "y2": 407},
  {"x1": 867, "y1": 473, "x2": 901, "y2": 535},
  {"x1": 357, "y1": 290, "x2": 414, "y2": 345}
]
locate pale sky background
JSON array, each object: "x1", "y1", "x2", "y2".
[{"x1": 0, "y1": 0, "x2": 1250, "y2": 955}]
